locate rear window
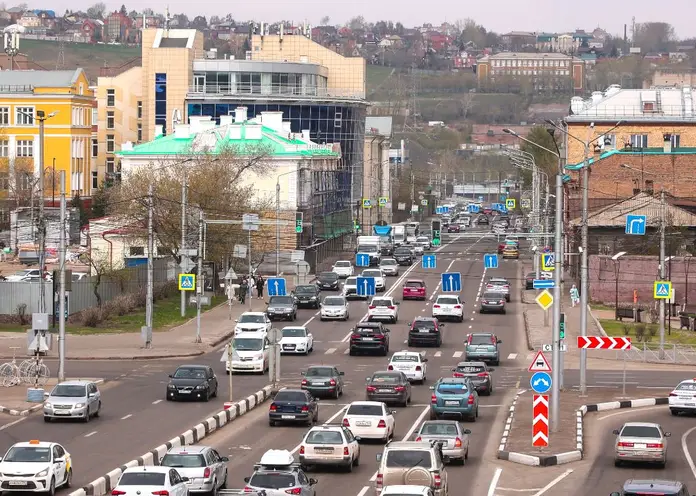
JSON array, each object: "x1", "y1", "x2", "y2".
[
  {"x1": 405, "y1": 281, "x2": 423, "y2": 288},
  {"x1": 420, "y1": 423, "x2": 458, "y2": 436},
  {"x1": 436, "y1": 297, "x2": 459, "y2": 305},
  {"x1": 620, "y1": 426, "x2": 661, "y2": 438},
  {"x1": 437, "y1": 383, "x2": 468, "y2": 393},
  {"x1": 385, "y1": 450, "x2": 432, "y2": 469},
  {"x1": 483, "y1": 292, "x2": 504, "y2": 300},
  {"x1": 274, "y1": 391, "x2": 307, "y2": 402},
  {"x1": 118, "y1": 473, "x2": 166, "y2": 486},
  {"x1": 394, "y1": 248, "x2": 411, "y2": 254},
  {"x1": 392, "y1": 355, "x2": 419, "y2": 362},
  {"x1": 270, "y1": 296, "x2": 293, "y2": 305},
  {"x1": 363, "y1": 271, "x2": 381, "y2": 277},
  {"x1": 319, "y1": 272, "x2": 338, "y2": 281},
  {"x1": 335, "y1": 261, "x2": 351, "y2": 267},
  {"x1": 469, "y1": 335, "x2": 495, "y2": 345},
  {"x1": 249, "y1": 473, "x2": 296, "y2": 489},
  {"x1": 306, "y1": 367, "x2": 333, "y2": 377},
  {"x1": 623, "y1": 492, "x2": 680, "y2": 496},
  {"x1": 412, "y1": 320, "x2": 436, "y2": 330},
  {"x1": 324, "y1": 297, "x2": 345, "y2": 306},
  {"x1": 305, "y1": 430, "x2": 344, "y2": 444},
  {"x1": 161, "y1": 453, "x2": 206, "y2": 468},
  {"x1": 371, "y1": 374, "x2": 400, "y2": 384},
  {"x1": 357, "y1": 326, "x2": 380, "y2": 334},
  {"x1": 295, "y1": 286, "x2": 316, "y2": 293},
  {"x1": 677, "y1": 382, "x2": 696, "y2": 391},
  {"x1": 282, "y1": 328, "x2": 306, "y2": 338},
  {"x1": 347, "y1": 404, "x2": 383, "y2": 416},
  {"x1": 381, "y1": 259, "x2": 397, "y2": 265},
  {"x1": 456, "y1": 365, "x2": 485, "y2": 374},
  {"x1": 372, "y1": 299, "x2": 392, "y2": 307},
  {"x1": 346, "y1": 278, "x2": 357, "y2": 284}
]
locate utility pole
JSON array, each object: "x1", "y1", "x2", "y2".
[
  {"x1": 195, "y1": 209, "x2": 203, "y2": 343},
  {"x1": 37, "y1": 113, "x2": 46, "y2": 314},
  {"x1": 57, "y1": 171, "x2": 66, "y2": 382},
  {"x1": 145, "y1": 183, "x2": 154, "y2": 348},
  {"x1": 659, "y1": 188, "x2": 666, "y2": 359},
  {"x1": 180, "y1": 173, "x2": 187, "y2": 317},
  {"x1": 247, "y1": 228, "x2": 252, "y2": 310},
  {"x1": 276, "y1": 181, "x2": 280, "y2": 275},
  {"x1": 551, "y1": 169, "x2": 563, "y2": 432}
]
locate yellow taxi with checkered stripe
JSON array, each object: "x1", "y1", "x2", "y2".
[{"x1": 0, "y1": 440, "x2": 72, "y2": 495}]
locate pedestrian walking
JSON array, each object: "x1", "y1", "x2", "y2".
[
  {"x1": 239, "y1": 278, "x2": 248, "y2": 304},
  {"x1": 570, "y1": 284, "x2": 580, "y2": 307},
  {"x1": 256, "y1": 275, "x2": 265, "y2": 298}
]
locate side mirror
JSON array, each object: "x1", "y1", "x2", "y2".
[
  {"x1": 88, "y1": 393, "x2": 95, "y2": 398},
  {"x1": 244, "y1": 477, "x2": 250, "y2": 483},
  {"x1": 339, "y1": 371, "x2": 345, "y2": 375},
  {"x1": 665, "y1": 432, "x2": 672, "y2": 437},
  {"x1": 354, "y1": 436, "x2": 361, "y2": 442},
  {"x1": 429, "y1": 386, "x2": 435, "y2": 390},
  {"x1": 44, "y1": 392, "x2": 50, "y2": 399},
  {"x1": 221, "y1": 457, "x2": 229, "y2": 462},
  {"x1": 301, "y1": 371, "x2": 306, "y2": 376},
  {"x1": 463, "y1": 429, "x2": 471, "y2": 434},
  {"x1": 440, "y1": 323, "x2": 445, "y2": 327},
  {"x1": 612, "y1": 429, "x2": 620, "y2": 435},
  {"x1": 181, "y1": 477, "x2": 189, "y2": 483},
  {"x1": 423, "y1": 358, "x2": 428, "y2": 363},
  {"x1": 406, "y1": 322, "x2": 411, "y2": 326},
  {"x1": 54, "y1": 457, "x2": 64, "y2": 463},
  {"x1": 395, "y1": 301, "x2": 400, "y2": 305},
  {"x1": 168, "y1": 374, "x2": 173, "y2": 378},
  {"x1": 366, "y1": 377, "x2": 372, "y2": 382},
  {"x1": 234, "y1": 319, "x2": 238, "y2": 323},
  {"x1": 489, "y1": 369, "x2": 495, "y2": 372},
  {"x1": 309, "y1": 479, "x2": 318, "y2": 486},
  {"x1": 376, "y1": 453, "x2": 383, "y2": 462},
  {"x1": 497, "y1": 339, "x2": 502, "y2": 343},
  {"x1": 391, "y1": 410, "x2": 397, "y2": 415},
  {"x1": 385, "y1": 328, "x2": 390, "y2": 333},
  {"x1": 451, "y1": 368, "x2": 456, "y2": 372},
  {"x1": 442, "y1": 455, "x2": 450, "y2": 463}
]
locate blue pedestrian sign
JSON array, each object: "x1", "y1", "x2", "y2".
[
  {"x1": 422, "y1": 254, "x2": 437, "y2": 269},
  {"x1": 356, "y1": 277, "x2": 376, "y2": 296},
  {"x1": 499, "y1": 195, "x2": 507, "y2": 202},
  {"x1": 533, "y1": 279, "x2": 556, "y2": 289},
  {"x1": 356, "y1": 252, "x2": 371, "y2": 267},
  {"x1": 541, "y1": 253, "x2": 555, "y2": 271},
  {"x1": 484, "y1": 254, "x2": 498, "y2": 269},
  {"x1": 267, "y1": 277, "x2": 287, "y2": 296},
  {"x1": 530, "y1": 371, "x2": 552, "y2": 394},
  {"x1": 478, "y1": 196, "x2": 484, "y2": 202},
  {"x1": 625, "y1": 214, "x2": 647, "y2": 235},
  {"x1": 441, "y1": 272, "x2": 462, "y2": 292},
  {"x1": 468, "y1": 204, "x2": 480, "y2": 213},
  {"x1": 436, "y1": 206, "x2": 450, "y2": 214}
]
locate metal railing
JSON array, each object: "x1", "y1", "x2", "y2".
[
  {"x1": 567, "y1": 105, "x2": 696, "y2": 120},
  {"x1": 609, "y1": 342, "x2": 696, "y2": 364},
  {"x1": 187, "y1": 84, "x2": 365, "y2": 101}
]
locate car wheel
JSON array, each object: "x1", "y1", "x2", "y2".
[
  {"x1": 353, "y1": 454, "x2": 360, "y2": 466},
  {"x1": 458, "y1": 316, "x2": 464, "y2": 322},
  {"x1": 212, "y1": 387, "x2": 218, "y2": 398},
  {"x1": 493, "y1": 360, "x2": 500, "y2": 366},
  {"x1": 203, "y1": 389, "x2": 210, "y2": 402},
  {"x1": 94, "y1": 402, "x2": 101, "y2": 417},
  {"x1": 429, "y1": 409, "x2": 437, "y2": 420},
  {"x1": 479, "y1": 309, "x2": 484, "y2": 314},
  {"x1": 407, "y1": 340, "x2": 413, "y2": 347},
  {"x1": 269, "y1": 419, "x2": 275, "y2": 427},
  {"x1": 64, "y1": 468, "x2": 72, "y2": 488},
  {"x1": 614, "y1": 459, "x2": 621, "y2": 467},
  {"x1": 671, "y1": 409, "x2": 679, "y2": 416},
  {"x1": 334, "y1": 388, "x2": 340, "y2": 400},
  {"x1": 320, "y1": 317, "x2": 325, "y2": 321},
  {"x1": 47, "y1": 477, "x2": 55, "y2": 496},
  {"x1": 382, "y1": 347, "x2": 388, "y2": 356},
  {"x1": 349, "y1": 349, "x2": 355, "y2": 356},
  {"x1": 83, "y1": 410, "x2": 90, "y2": 423},
  {"x1": 346, "y1": 459, "x2": 353, "y2": 473},
  {"x1": 292, "y1": 313, "x2": 297, "y2": 321}
]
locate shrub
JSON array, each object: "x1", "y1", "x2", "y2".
[
  {"x1": 648, "y1": 307, "x2": 659, "y2": 324},
  {"x1": 634, "y1": 323, "x2": 646, "y2": 342},
  {"x1": 81, "y1": 307, "x2": 103, "y2": 327},
  {"x1": 648, "y1": 325, "x2": 658, "y2": 340},
  {"x1": 16, "y1": 303, "x2": 28, "y2": 325},
  {"x1": 622, "y1": 323, "x2": 632, "y2": 336},
  {"x1": 107, "y1": 294, "x2": 137, "y2": 316}
]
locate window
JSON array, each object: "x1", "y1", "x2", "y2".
[
  {"x1": 16, "y1": 107, "x2": 34, "y2": 125},
  {"x1": 106, "y1": 157, "x2": 114, "y2": 173},
  {"x1": 106, "y1": 134, "x2": 115, "y2": 153},
  {"x1": 106, "y1": 89, "x2": 115, "y2": 107},
  {"x1": 129, "y1": 246, "x2": 145, "y2": 256},
  {"x1": 154, "y1": 73, "x2": 167, "y2": 135},
  {"x1": 0, "y1": 107, "x2": 9, "y2": 125},
  {"x1": 644, "y1": 180, "x2": 654, "y2": 194},
  {"x1": 16, "y1": 140, "x2": 33, "y2": 157},
  {"x1": 91, "y1": 138, "x2": 98, "y2": 158},
  {"x1": 137, "y1": 123, "x2": 142, "y2": 142},
  {"x1": 106, "y1": 111, "x2": 114, "y2": 129},
  {"x1": 671, "y1": 134, "x2": 681, "y2": 148},
  {"x1": 630, "y1": 134, "x2": 648, "y2": 148},
  {"x1": 79, "y1": 83, "x2": 84, "y2": 95},
  {"x1": 91, "y1": 108, "x2": 98, "y2": 125},
  {"x1": 0, "y1": 139, "x2": 8, "y2": 157},
  {"x1": 137, "y1": 101, "x2": 142, "y2": 119},
  {"x1": 92, "y1": 171, "x2": 98, "y2": 189}
]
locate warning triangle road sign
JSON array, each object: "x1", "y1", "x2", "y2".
[{"x1": 528, "y1": 350, "x2": 552, "y2": 372}]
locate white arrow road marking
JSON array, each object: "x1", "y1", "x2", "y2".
[
  {"x1": 531, "y1": 469, "x2": 573, "y2": 496},
  {"x1": 487, "y1": 467, "x2": 503, "y2": 496},
  {"x1": 434, "y1": 351, "x2": 442, "y2": 357}
]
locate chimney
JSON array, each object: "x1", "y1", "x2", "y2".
[
  {"x1": 663, "y1": 133, "x2": 672, "y2": 153},
  {"x1": 199, "y1": 120, "x2": 216, "y2": 132},
  {"x1": 234, "y1": 106, "x2": 248, "y2": 123},
  {"x1": 245, "y1": 124, "x2": 263, "y2": 140},
  {"x1": 174, "y1": 125, "x2": 190, "y2": 139},
  {"x1": 301, "y1": 129, "x2": 310, "y2": 140},
  {"x1": 189, "y1": 116, "x2": 211, "y2": 134},
  {"x1": 154, "y1": 125, "x2": 163, "y2": 138},
  {"x1": 228, "y1": 125, "x2": 242, "y2": 140},
  {"x1": 219, "y1": 115, "x2": 234, "y2": 126},
  {"x1": 282, "y1": 122, "x2": 292, "y2": 133},
  {"x1": 260, "y1": 111, "x2": 284, "y2": 132}
]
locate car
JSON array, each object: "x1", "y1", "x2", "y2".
[
  {"x1": 479, "y1": 292, "x2": 506, "y2": 314},
  {"x1": 669, "y1": 379, "x2": 696, "y2": 415},
  {"x1": 280, "y1": 326, "x2": 314, "y2": 355},
  {"x1": 316, "y1": 271, "x2": 340, "y2": 291},
  {"x1": 266, "y1": 295, "x2": 298, "y2": 321},
  {"x1": 379, "y1": 258, "x2": 400, "y2": 276},
  {"x1": 459, "y1": 216, "x2": 471, "y2": 227},
  {"x1": 486, "y1": 278, "x2": 511, "y2": 302},
  {"x1": 43, "y1": 380, "x2": 101, "y2": 422},
  {"x1": 464, "y1": 333, "x2": 502, "y2": 365},
  {"x1": 497, "y1": 243, "x2": 506, "y2": 254},
  {"x1": 301, "y1": 365, "x2": 345, "y2": 399},
  {"x1": 610, "y1": 480, "x2": 690, "y2": 496},
  {"x1": 0, "y1": 440, "x2": 73, "y2": 494},
  {"x1": 234, "y1": 312, "x2": 272, "y2": 335},
  {"x1": 525, "y1": 272, "x2": 536, "y2": 290},
  {"x1": 332, "y1": 260, "x2": 354, "y2": 278},
  {"x1": 429, "y1": 377, "x2": 479, "y2": 422},
  {"x1": 407, "y1": 317, "x2": 444, "y2": 347},
  {"x1": 343, "y1": 276, "x2": 365, "y2": 299},
  {"x1": 160, "y1": 446, "x2": 228, "y2": 495},
  {"x1": 380, "y1": 486, "x2": 435, "y2": 496},
  {"x1": 298, "y1": 425, "x2": 361, "y2": 472},
  {"x1": 292, "y1": 285, "x2": 321, "y2": 308},
  {"x1": 415, "y1": 420, "x2": 471, "y2": 465},
  {"x1": 342, "y1": 401, "x2": 395, "y2": 442},
  {"x1": 320, "y1": 295, "x2": 349, "y2": 321},
  {"x1": 375, "y1": 441, "x2": 448, "y2": 496},
  {"x1": 447, "y1": 224, "x2": 460, "y2": 233},
  {"x1": 502, "y1": 246, "x2": 519, "y2": 259},
  {"x1": 393, "y1": 246, "x2": 414, "y2": 265},
  {"x1": 361, "y1": 268, "x2": 386, "y2": 292},
  {"x1": 613, "y1": 422, "x2": 670, "y2": 467},
  {"x1": 432, "y1": 295, "x2": 464, "y2": 322},
  {"x1": 365, "y1": 371, "x2": 412, "y2": 406},
  {"x1": 416, "y1": 236, "x2": 431, "y2": 250},
  {"x1": 412, "y1": 244, "x2": 425, "y2": 255},
  {"x1": 5, "y1": 269, "x2": 43, "y2": 282},
  {"x1": 388, "y1": 351, "x2": 427, "y2": 383},
  {"x1": 476, "y1": 215, "x2": 489, "y2": 225},
  {"x1": 112, "y1": 466, "x2": 189, "y2": 496},
  {"x1": 451, "y1": 361, "x2": 494, "y2": 395},
  {"x1": 368, "y1": 296, "x2": 399, "y2": 323},
  {"x1": 166, "y1": 365, "x2": 218, "y2": 401},
  {"x1": 225, "y1": 333, "x2": 270, "y2": 374},
  {"x1": 244, "y1": 450, "x2": 317, "y2": 496},
  {"x1": 403, "y1": 279, "x2": 427, "y2": 300},
  {"x1": 268, "y1": 388, "x2": 319, "y2": 426},
  {"x1": 349, "y1": 322, "x2": 390, "y2": 356}
]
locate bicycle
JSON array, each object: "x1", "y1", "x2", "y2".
[
  {"x1": 25, "y1": 356, "x2": 50, "y2": 387},
  {"x1": 0, "y1": 347, "x2": 22, "y2": 387}
]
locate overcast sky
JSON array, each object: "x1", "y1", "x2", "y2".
[{"x1": 44, "y1": 0, "x2": 696, "y2": 39}]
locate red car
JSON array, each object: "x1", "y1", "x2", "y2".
[
  {"x1": 403, "y1": 279, "x2": 427, "y2": 300},
  {"x1": 447, "y1": 224, "x2": 460, "y2": 233},
  {"x1": 497, "y1": 243, "x2": 505, "y2": 254}
]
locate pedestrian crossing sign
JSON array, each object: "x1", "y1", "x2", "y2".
[
  {"x1": 379, "y1": 197, "x2": 388, "y2": 207},
  {"x1": 179, "y1": 274, "x2": 196, "y2": 291},
  {"x1": 362, "y1": 199, "x2": 372, "y2": 209},
  {"x1": 653, "y1": 280, "x2": 671, "y2": 299}
]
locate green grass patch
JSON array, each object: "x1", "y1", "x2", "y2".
[
  {"x1": 367, "y1": 65, "x2": 395, "y2": 92},
  {"x1": 589, "y1": 303, "x2": 614, "y2": 312},
  {"x1": 600, "y1": 319, "x2": 696, "y2": 346}
]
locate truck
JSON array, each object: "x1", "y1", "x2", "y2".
[
  {"x1": 392, "y1": 225, "x2": 406, "y2": 246},
  {"x1": 405, "y1": 222, "x2": 419, "y2": 243},
  {"x1": 356, "y1": 235, "x2": 381, "y2": 265},
  {"x1": 373, "y1": 225, "x2": 393, "y2": 256}
]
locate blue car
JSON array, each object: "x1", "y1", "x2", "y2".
[{"x1": 429, "y1": 377, "x2": 479, "y2": 422}]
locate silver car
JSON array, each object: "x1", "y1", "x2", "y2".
[
  {"x1": 613, "y1": 422, "x2": 670, "y2": 467},
  {"x1": 415, "y1": 420, "x2": 470, "y2": 464},
  {"x1": 160, "y1": 445, "x2": 229, "y2": 494},
  {"x1": 320, "y1": 295, "x2": 349, "y2": 321},
  {"x1": 379, "y1": 258, "x2": 400, "y2": 276},
  {"x1": 43, "y1": 380, "x2": 101, "y2": 422}
]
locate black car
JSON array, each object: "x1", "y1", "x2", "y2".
[
  {"x1": 349, "y1": 322, "x2": 390, "y2": 356},
  {"x1": 268, "y1": 388, "x2": 319, "y2": 426},
  {"x1": 452, "y1": 361, "x2": 494, "y2": 395},
  {"x1": 525, "y1": 272, "x2": 535, "y2": 290},
  {"x1": 166, "y1": 365, "x2": 218, "y2": 402},
  {"x1": 301, "y1": 365, "x2": 345, "y2": 399},
  {"x1": 477, "y1": 215, "x2": 489, "y2": 225},
  {"x1": 393, "y1": 246, "x2": 414, "y2": 266},
  {"x1": 292, "y1": 285, "x2": 321, "y2": 308},
  {"x1": 316, "y1": 271, "x2": 340, "y2": 291},
  {"x1": 266, "y1": 295, "x2": 298, "y2": 321},
  {"x1": 407, "y1": 317, "x2": 444, "y2": 347},
  {"x1": 365, "y1": 371, "x2": 412, "y2": 407}
]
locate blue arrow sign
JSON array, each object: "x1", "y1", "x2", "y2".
[
  {"x1": 441, "y1": 272, "x2": 462, "y2": 292},
  {"x1": 356, "y1": 276, "x2": 376, "y2": 296},
  {"x1": 478, "y1": 196, "x2": 484, "y2": 202},
  {"x1": 422, "y1": 254, "x2": 437, "y2": 269},
  {"x1": 499, "y1": 195, "x2": 507, "y2": 202},
  {"x1": 436, "y1": 206, "x2": 450, "y2": 214},
  {"x1": 533, "y1": 279, "x2": 556, "y2": 289},
  {"x1": 484, "y1": 254, "x2": 498, "y2": 269},
  {"x1": 625, "y1": 214, "x2": 647, "y2": 235},
  {"x1": 468, "y1": 204, "x2": 480, "y2": 213},
  {"x1": 267, "y1": 277, "x2": 287, "y2": 296},
  {"x1": 530, "y1": 371, "x2": 552, "y2": 394},
  {"x1": 356, "y1": 252, "x2": 371, "y2": 267}
]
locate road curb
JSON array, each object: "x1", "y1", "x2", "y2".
[
  {"x1": 0, "y1": 403, "x2": 44, "y2": 416},
  {"x1": 498, "y1": 389, "x2": 526, "y2": 452},
  {"x1": 68, "y1": 385, "x2": 273, "y2": 496},
  {"x1": 522, "y1": 310, "x2": 534, "y2": 351},
  {"x1": 587, "y1": 304, "x2": 608, "y2": 337}
]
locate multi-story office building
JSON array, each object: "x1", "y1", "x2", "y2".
[{"x1": 361, "y1": 117, "x2": 393, "y2": 232}]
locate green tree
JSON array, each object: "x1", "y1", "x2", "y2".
[{"x1": 90, "y1": 182, "x2": 110, "y2": 218}]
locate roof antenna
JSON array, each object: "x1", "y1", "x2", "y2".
[{"x1": 164, "y1": 5, "x2": 170, "y2": 31}]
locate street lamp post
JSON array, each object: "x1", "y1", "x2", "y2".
[
  {"x1": 612, "y1": 252, "x2": 627, "y2": 316},
  {"x1": 51, "y1": 158, "x2": 56, "y2": 206}
]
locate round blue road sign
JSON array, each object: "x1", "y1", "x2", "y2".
[{"x1": 530, "y1": 371, "x2": 552, "y2": 394}]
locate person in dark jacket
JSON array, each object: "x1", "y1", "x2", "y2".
[
  {"x1": 256, "y1": 275, "x2": 265, "y2": 298},
  {"x1": 239, "y1": 278, "x2": 248, "y2": 304}
]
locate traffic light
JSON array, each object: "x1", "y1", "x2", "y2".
[
  {"x1": 431, "y1": 220, "x2": 441, "y2": 246},
  {"x1": 295, "y1": 212, "x2": 303, "y2": 234},
  {"x1": 559, "y1": 312, "x2": 566, "y2": 340}
]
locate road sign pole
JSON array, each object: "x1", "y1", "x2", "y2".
[
  {"x1": 551, "y1": 172, "x2": 563, "y2": 433},
  {"x1": 659, "y1": 189, "x2": 666, "y2": 359},
  {"x1": 196, "y1": 209, "x2": 203, "y2": 343},
  {"x1": 622, "y1": 349, "x2": 627, "y2": 397}
]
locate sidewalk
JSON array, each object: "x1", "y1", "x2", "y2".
[{"x1": 0, "y1": 377, "x2": 107, "y2": 415}]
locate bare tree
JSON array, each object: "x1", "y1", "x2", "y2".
[
  {"x1": 79, "y1": 249, "x2": 112, "y2": 308},
  {"x1": 86, "y1": 1, "x2": 106, "y2": 19},
  {"x1": 320, "y1": 15, "x2": 330, "y2": 26}
]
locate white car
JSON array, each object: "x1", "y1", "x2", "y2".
[
  {"x1": 432, "y1": 295, "x2": 464, "y2": 322},
  {"x1": 112, "y1": 466, "x2": 189, "y2": 496},
  {"x1": 5, "y1": 269, "x2": 43, "y2": 282},
  {"x1": 320, "y1": 295, "x2": 350, "y2": 321},
  {"x1": 388, "y1": 351, "x2": 428, "y2": 383},
  {"x1": 368, "y1": 297, "x2": 399, "y2": 323},
  {"x1": 381, "y1": 487, "x2": 434, "y2": 496},
  {"x1": 669, "y1": 379, "x2": 696, "y2": 415},
  {"x1": 411, "y1": 244, "x2": 424, "y2": 255},
  {"x1": 342, "y1": 401, "x2": 395, "y2": 442},
  {"x1": 279, "y1": 326, "x2": 314, "y2": 355},
  {"x1": 332, "y1": 260, "x2": 354, "y2": 278},
  {"x1": 379, "y1": 258, "x2": 400, "y2": 276},
  {"x1": 226, "y1": 333, "x2": 269, "y2": 374},
  {"x1": 0, "y1": 440, "x2": 73, "y2": 494},
  {"x1": 416, "y1": 236, "x2": 431, "y2": 250},
  {"x1": 361, "y1": 269, "x2": 386, "y2": 292},
  {"x1": 234, "y1": 312, "x2": 272, "y2": 335},
  {"x1": 298, "y1": 425, "x2": 361, "y2": 470},
  {"x1": 343, "y1": 277, "x2": 365, "y2": 299}
]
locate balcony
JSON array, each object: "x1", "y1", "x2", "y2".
[{"x1": 187, "y1": 83, "x2": 365, "y2": 102}]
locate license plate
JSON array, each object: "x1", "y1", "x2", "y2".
[
  {"x1": 178, "y1": 390, "x2": 191, "y2": 394},
  {"x1": 315, "y1": 448, "x2": 333, "y2": 453},
  {"x1": 419, "y1": 329, "x2": 430, "y2": 333},
  {"x1": 686, "y1": 403, "x2": 695, "y2": 406},
  {"x1": 282, "y1": 415, "x2": 296, "y2": 419},
  {"x1": 379, "y1": 389, "x2": 391, "y2": 393},
  {"x1": 9, "y1": 481, "x2": 27, "y2": 486},
  {"x1": 314, "y1": 382, "x2": 327, "y2": 386},
  {"x1": 445, "y1": 400, "x2": 459, "y2": 406},
  {"x1": 362, "y1": 337, "x2": 374, "y2": 341},
  {"x1": 634, "y1": 444, "x2": 647, "y2": 449},
  {"x1": 356, "y1": 420, "x2": 371, "y2": 426}
]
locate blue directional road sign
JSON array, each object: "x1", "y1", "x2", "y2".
[
  {"x1": 484, "y1": 254, "x2": 498, "y2": 269},
  {"x1": 478, "y1": 196, "x2": 484, "y2": 202},
  {"x1": 422, "y1": 254, "x2": 437, "y2": 269},
  {"x1": 533, "y1": 279, "x2": 556, "y2": 289},
  {"x1": 468, "y1": 204, "x2": 480, "y2": 213},
  {"x1": 356, "y1": 277, "x2": 376, "y2": 297},
  {"x1": 625, "y1": 214, "x2": 647, "y2": 235},
  {"x1": 530, "y1": 371, "x2": 552, "y2": 394},
  {"x1": 356, "y1": 252, "x2": 371, "y2": 267},
  {"x1": 436, "y1": 206, "x2": 450, "y2": 215},
  {"x1": 441, "y1": 272, "x2": 462, "y2": 292},
  {"x1": 267, "y1": 277, "x2": 287, "y2": 296}
]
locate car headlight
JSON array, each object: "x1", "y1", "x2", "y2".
[
  {"x1": 44, "y1": 402, "x2": 52, "y2": 408},
  {"x1": 35, "y1": 468, "x2": 49, "y2": 477},
  {"x1": 253, "y1": 354, "x2": 264, "y2": 360},
  {"x1": 168, "y1": 384, "x2": 176, "y2": 389},
  {"x1": 310, "y1": 296, "x2": 316, "y2": 300},
  {"x1": 195, "y1": 384, "x2": 207, "y2": 390},
  {"x1": 74, "y1": 403, "x2": 84, "y2": 408}
]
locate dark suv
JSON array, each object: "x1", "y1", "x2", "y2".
[
  {"x1": 266, "y1": 295, "x2": 298, "y2": 321},
  {"x1": 292, "y1": 285, "x2": 321, "y2": 308},
  {"x1": 393, "y1": 246, "x2": 414, "y2": 266},
  {"x1": 349, "y1": 322, "x2": 390, "y2": 356},
  {"x1": 407, "y1": 317, "x2": 444, "y2": 347},
  {"x1": 611, "y1": 479, "x2": 691, "y2": 496},
  {"x1": 316, "y1": 271, "x2": 340, "y2": 291}
]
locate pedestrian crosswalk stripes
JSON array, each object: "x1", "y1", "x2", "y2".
[{"x1": 320, "y1": 348, "x2": 545, "y2": 360}]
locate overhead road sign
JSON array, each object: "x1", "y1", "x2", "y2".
[
  {"x1": 577, "y1": 336, "x2": 632, "y2": 350},
  {"x1": 528, "y1": 350, "x2": 552, "y2": 372},
  {"x1": 356, "y1": 253, "x2": 371, "y2": 267},
  {"x1": 178, "y1": 274, "x2": 195, "y2": 291},
  {"x1": 654, "y1": 281, "x2": 671, "y2": 299},
  {"x1": 436, "y1": 206, "x2": 450, "y2": 214},
  {"x1": 535, "y1": 290, "x2": 554, "y2": 311},
  {"x1": 532, "y1": 394, "x2": 549, "y2": 447},
  {"x1": 541, "y1": 253, "x2": 555, "y2": 271},
  {"x1": 356, "y1": 276, "x2": 376, "y2": 296},
  {"x1": 267, "y1": 277, "x2": 287, "y2": 296},
  {"x1": 484, "y1": 254, "x2": 498, "y2": 269},
  {"x1": 441, "y1": 272, "x2": 462, "y2": 292},
  {"x1": 625, "y1": 214, "x2": 647, "y2": 235},
  {"x1": 468, "y1": 204, "x2": 480, "y2": 213},
  {"x1": 532, "y1": 279, "x2": 555, "y2": 289},
  {"x1": 422, "y1": 255, "x2": 436, "y2": 269},
  {"x1": 530, "y1": 372, "x2": 552, "y2": 394}
]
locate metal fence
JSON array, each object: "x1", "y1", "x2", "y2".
[{"x1": 607, "y1": 342, "x2": 696, "y2": 365}]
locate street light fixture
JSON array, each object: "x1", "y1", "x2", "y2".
[{"x1": 611, "y1": 251, "x2": 627, "y2": 319}]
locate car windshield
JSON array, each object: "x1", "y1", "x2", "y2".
[
  {"x1": 417, "y1": 237, "x2": 429, "y2": 242},
  {"x1": 50, "y1": 384, "x2": 87, "y2": 397},
  {"x1": 372, "y1": 299, "x2": 392, "y2": 307},
  {"x1": 394, "y1": 248, "x2": 410, "y2": 254},
  {"x1": 305, "y1": 367, "x2": 333, "y2": 377},
  {"x1": 275, "y1": 391, "x2": 307, "y2": 402},
  {"x1": 392, "y1": 354, "x2": 419, "y2": 362},
  {"x1": 305, "y1": 430, "x2": 344, "y2": 444},
  {"x1": 233, "y1": 338, "x2": 263, "y2": 351},
  {"x1": 358, "y1": 245, "x2": 377, "y2": 252},
  {"x1": 456, "y1": 364, "x2": 485, "y2": 373},
  {"x1": 620, "y1": 426, "x2": 661, "y2": 438},
  {"x1": 346, "y1": 278, "x2": 357, "y2": 285},
  {"x1": 490, "y1": 279, "x2": 508, "y2": 285},
  {"x1": 239, "y1": 314, "x2": 266, "y2": 323},
  {"x1": 296, "y1": 286, "x2": 316, "y2": 294},
  {"x1": 334, "y1": 261, "x2": 351, "y2": 268},
  {"x1": 385, "y1": 450, "x2": 431, "y2": 468},
  {"x1": 249, "y1": 473, "x2": 296, "y2": 489},
  {"x1": 160, "y1": 454, "x2": 206, "y2": 468},
  {"x1": 118, "y1": 473, "x2": 166, "y2": 486},
  {"x1": 677, "y1": 382, "x2": 696, "y2": 391},
  {"x1": 346, "y1": 404, "x2": 383, "y2": 416},
  {"x1": 173, "y1": 367, "x2": 207, "y2": 379},
  {"x1": 469, "y1": 335, "x2": 494, "y2": 345},
  {"x1": 3, "y1": 446, "x2": 51, "y2": 462},
  {"x1": 412, "y1": 320, "x2": 436, "y2": 329},
  {"x1": 319, "y1": 272, "x2": 338, "y2": 281},
  {"x1": 483, "y1": 293, "x2": 504, "y2": 300},
  {"x1": 436, "y1": 297, "x2": 459, "y2": 305},
  {"x1": 363, "y1": 271, "x2": 381, "y2": 277},
  {"x1": 371, "y1": 374, "x2": 400, "y2": 384},
  {"x1": 270, "y1": 296, "x2": 293, "y2": 305},
  {"x1": 324, "y1": 297, "x2": 345, "y2": 306},
  {"x1": 405, "y1": 281, "x2": 423, "y2": 288},
  {"x1": 381, "y1": 260, "x2": 396, "y2": 266},
  {"x1": 420, "y1": 422, "x2": 459, "y2": 436},
  {"x1": 282, "y1": 328, "x2": 306, "y2": 338},
  {"x1": 437, "y1": 383, "x2": 468, "y2": 394}
]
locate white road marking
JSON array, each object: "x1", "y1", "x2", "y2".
[
  {"x1": 304, "y1": 316, "x2": 316, "y2": 326},
  {"x1": 531, "y1": 469, "x2": 573, "y2": 496},
  {"x1": 434, "y1": 351, "x2": 442, "y2": 357},
  {"x1": 497, "y1": 488, "x2": 542, "y2": 492},
  {"x1": 487, "y1": 467, "x2": 503, "y2": 496},
  {"x1": 681, "y1": 425, "x2": 696, "y2": 481},
  {"x1": 344, "y1": 349, "x2": 349, "y2": 354},
  {"x1": 84, "y1": 431, "x2": 98, "y2": 437},
  {"x1": 469, "y1": 325, "x2": 473, "y2": 329},
  {"x1": 356, "y1": 487, "x2": 370, "y2": 496},
  {"x1": 507, "y1": 353, "x2": 518, "y2": 360},
  {"x1": 325, "y1": 348, "x2": 336, "y2": 355},
  {"x1": 152, "y1": 399, "x2": 163, "y2": 405},
  {"x1": 121, "y1": 414, "x2": 133, "y2": 420},
  {"x1": 0, "y1": 417, "x2": 27, "y2": 431},
  {"x1": 291, "y1": 405, "x2": 347, "y2": 454},
  {"x1": 597, "y1": 405, "x2": 664, "y2": 421},
  {"x1": 453, "y1": 351, "x2": 463, "y2": 358}
]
